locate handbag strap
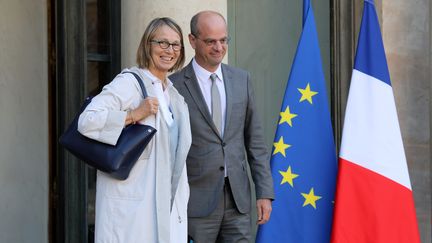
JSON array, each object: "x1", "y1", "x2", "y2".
[{"x1": 122, "y1": 71, "x2": 148, "y2": 98}]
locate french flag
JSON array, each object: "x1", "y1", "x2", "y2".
[{"x1": 331, "y1": 1, "x2": 421, "y2": 242}]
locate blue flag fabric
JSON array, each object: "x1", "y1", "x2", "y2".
[{"x1": 256, "y1": 1, "x2": 337, "y2": 242}]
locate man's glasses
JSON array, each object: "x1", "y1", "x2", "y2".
[
  {"x1": 193, "y1": 35, "x2": 231, "y2": 47},
  {"x1": 150, "y1": 40, "x2": 182, "y2": 51}
]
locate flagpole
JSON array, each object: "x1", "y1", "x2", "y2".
[{"x1": 303, "y1": 0, "x2": 310, "y2": 27}]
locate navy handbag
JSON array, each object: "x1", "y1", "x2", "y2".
[{"x1": 59, "y1": 72, "x2": 156, "y2": 180}]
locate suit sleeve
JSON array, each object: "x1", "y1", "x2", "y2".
[{"x1": 244, "y1": 72, "x2": 275, "y2": 200}]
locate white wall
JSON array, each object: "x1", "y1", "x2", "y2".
[
  {"x1": 121, "y1": 1, "x2": 227, "y2": 68},
  {"x1": 0, "y1": 0, "x2": 48, "y2": 242}
]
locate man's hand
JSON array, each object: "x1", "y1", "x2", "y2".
[{"x1": 256, "y1": 198, "x2": 272, "y2": 225}]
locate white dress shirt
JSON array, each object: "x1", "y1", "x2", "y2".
[
  {"x1": 142, "y1": 69, "x2": 174, "y2": 126},
  {"x1": 192, "y1": 58, "x2": 226, "y2": 136}
]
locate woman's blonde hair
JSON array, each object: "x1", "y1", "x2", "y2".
[{"x1": 136, "y1": 17, "x2": 185, "y2": 72}]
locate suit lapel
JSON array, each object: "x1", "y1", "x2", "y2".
[
  {"x1": 183, "y1": 63, "x2": 222, "y2": 139},
  {"x1": 222, "y1": 64, "x2": 233, "y2": 138}
]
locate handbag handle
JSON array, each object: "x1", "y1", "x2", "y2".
[{"x1": 122, "y1": 71, "x2": 148, "y2": 98}]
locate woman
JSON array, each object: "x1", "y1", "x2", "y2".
[{"x1": 77, "y1": 17, "x2": 191, "y2": 243}]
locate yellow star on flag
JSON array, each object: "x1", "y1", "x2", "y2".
[
  {"x1": 301, "y1": 188, "x2": 322, "y2": 209},
  {"x1": 298, "y1": 83, "x2": 318, "y2": 104},
  {"x1": 273, "y1": 136, "x2": 291, "y2": 157},
  {"x1": 279, "y1": 166, "x2": 299, "y2": 187},
  {"x1": 279, "y1": 106, "x2": 298, "y2": 127}
]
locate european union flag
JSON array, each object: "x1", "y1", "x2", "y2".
[{"x1": 256, "y1": 1, "x2": 337, "y2": 242}]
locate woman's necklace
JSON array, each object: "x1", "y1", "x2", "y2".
[{"x1": 162, "y1": 79, "x2": 168, "y2": 91}]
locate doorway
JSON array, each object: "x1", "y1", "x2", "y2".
[{"x1": 49, "y1": 0, "x2": 121, "y2": 242}]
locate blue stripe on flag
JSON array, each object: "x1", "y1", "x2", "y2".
[{"x1": 354, "y1": 0, "x2": 391, "y2": 85}]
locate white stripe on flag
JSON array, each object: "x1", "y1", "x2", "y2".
[{"x1": 339, "y1": 69, "x2": 412, "y2": 190}]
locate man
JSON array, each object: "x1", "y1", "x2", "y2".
[{"x1": 170, "y1": 11, "x2": 274, "y2": 242}]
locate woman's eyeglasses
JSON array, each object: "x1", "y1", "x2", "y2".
[{"x1": 150, "y1": 40, "x2": 182, "y2": 51}]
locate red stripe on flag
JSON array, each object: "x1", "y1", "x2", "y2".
[{"x1": 331, "y1": 158, "x2": 420, "y2": 243}]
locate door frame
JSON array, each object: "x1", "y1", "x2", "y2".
[{"x1": 49, "y1": 0, "x2": 121, "y2": 242}]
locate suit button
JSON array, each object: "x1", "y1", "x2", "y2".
[
  {"x1": 219, "y1": 166, "x2": 224, "y2": 171},
  {"x1": 221, "y1": 142, "x2": 226, "y2": 147}
]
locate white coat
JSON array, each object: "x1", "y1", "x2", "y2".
[{"x1": 78, "y1": 67, "x2": 192, "y2": 243}]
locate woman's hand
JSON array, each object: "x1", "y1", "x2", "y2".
[{"x1": 125, "y1": 97, "x2": 159, "y2": 125}]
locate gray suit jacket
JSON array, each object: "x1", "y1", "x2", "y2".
[{"x1": 170, "y1": 61, "x2": 274, "y2": 217}]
